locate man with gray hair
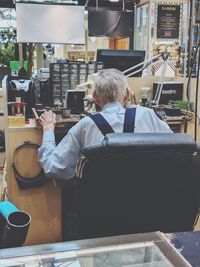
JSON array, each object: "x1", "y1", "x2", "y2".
[{"x1": 38, "y1": 68, "x2": 172, "y2": 181}]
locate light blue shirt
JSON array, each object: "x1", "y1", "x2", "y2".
[{"x1": 38, "y1": 102, "x2": 172, "y2": 181}]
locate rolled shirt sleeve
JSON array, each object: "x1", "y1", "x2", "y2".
[
  {"x1": 134, "y1": 106, "x2": 173, "y2": 133},
  {"x1": 148, "y1": 109, "x2": 173, "y2": 133},
  {"x1": 38, "y1": 121, "x2": 82, "y2": 181}
]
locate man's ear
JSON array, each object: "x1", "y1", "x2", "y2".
[
  {"x1": 124, "y1": 88, "x2": 130, "y2": 104},
  {"x1": 93, "y1": 91, "x2": 100, "y2": 105}
]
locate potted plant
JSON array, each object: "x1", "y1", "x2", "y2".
[{"x1": 0, "y1": 28, "x2": 16, "y2": 67}]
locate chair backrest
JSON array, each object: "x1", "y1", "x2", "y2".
[{"x1": 74, "y1": 133, "x2": 200, "y2": 240}]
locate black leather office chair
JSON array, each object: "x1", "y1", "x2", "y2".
[{"x1": 70, "y1": 133, "x2": 200, "y2": 240}]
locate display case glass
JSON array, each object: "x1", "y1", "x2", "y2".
[
  {"x1": 0, "y1": 242, "x2": 173, "y2": 267},
  {"x1": 0, "y1": 232, "x2": 190, "y2": 267}
]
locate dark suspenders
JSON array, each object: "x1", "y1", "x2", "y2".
[
  {"x1": 89, "y1": 108, "x2": 136, "y2": 136},
  {"x1": 89, "y1": 113, "x2": 115, "y2": 136},
  {"x1": 123, "y1": 108, "x2": 136, "y2": 133}
]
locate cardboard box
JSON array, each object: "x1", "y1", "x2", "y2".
[{"x1": 8, "y1": 116, "x2": 25, "y2": 127}]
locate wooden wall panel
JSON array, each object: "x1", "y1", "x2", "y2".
[{"x1": 6, "y1": 128, "x2": 61, "y2": 245}]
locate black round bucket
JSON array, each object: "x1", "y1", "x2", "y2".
[{"x1": 1, "y1": 211, "x2": 31, "y2": 248}]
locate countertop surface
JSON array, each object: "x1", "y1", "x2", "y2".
[{"x1": 0, "y1": 231, "x2": 199, "y2": 266}]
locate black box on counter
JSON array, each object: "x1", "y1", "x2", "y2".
[{"x1": 153, "y1": 81, "x2": 183, "y2": 104}]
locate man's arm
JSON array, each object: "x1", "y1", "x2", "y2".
[
  {"x1": 148, "y1": 108, "x2": 173, "y2": 133},
  {"x1": 38, "y1": 111, "x2": 82, "y2": 181}
]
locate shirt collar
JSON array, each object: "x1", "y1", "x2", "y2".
[{"x1": 102, "y1": 102, "x2": 123, "y2": 111}]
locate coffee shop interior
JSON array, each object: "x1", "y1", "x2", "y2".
[{"x1": 0, "y1": 0, "x2": 200, "y2": 266}]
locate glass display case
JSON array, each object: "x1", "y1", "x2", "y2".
[{"x1": 0, "y1": 232, "x2": 191, "y2": 267}]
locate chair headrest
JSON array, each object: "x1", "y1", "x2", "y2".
[{"x1": 81, "y1": 133, "x2": 197, "y2": 159}]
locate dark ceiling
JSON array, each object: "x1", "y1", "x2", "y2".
[
  {"x1": 81, "y1": 0, "x2": 134, "y2": 9},
  {"x1": 0, "y1": 0, "x2": 134, "y2": 10},
  {"x1": 0, "y1": 0, "x2": 15, "y2": 8}
]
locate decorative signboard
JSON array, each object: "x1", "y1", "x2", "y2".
[{"x1": 156, "y1": 3, "x2": 182, "y2": 40}]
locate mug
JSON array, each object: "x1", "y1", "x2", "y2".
[{"x1": 61, "y1": 108, "x2": 71, "y2": 118}]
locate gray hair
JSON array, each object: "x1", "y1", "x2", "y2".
[{"x1": 94, "y1": 68, "x2": 128, "y2": 103}]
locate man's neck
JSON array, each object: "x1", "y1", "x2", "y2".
[{"x1": 102, "y1": 102, "x2": 123, "y2": 111}]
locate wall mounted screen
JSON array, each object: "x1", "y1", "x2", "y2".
[
  {"x1": 16, "y1": 3, "x2": 85, "y2": 43},
  {"x1": 88, "y1": 10, "x2": 134, "y2": 37}
]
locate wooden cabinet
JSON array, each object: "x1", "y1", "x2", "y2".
[
  {"x1": 5, "y1": 127, "x2": 61, "y2": 245},
  {"x1": 2, "y1": 78, "x2": 61, "y2": 245}
]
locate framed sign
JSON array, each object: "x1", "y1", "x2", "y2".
[{"x1": 156, "y1": 4, "x2": 181, "y2": 40}]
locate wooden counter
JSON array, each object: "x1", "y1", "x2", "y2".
[
  {"x1": 2, "y1": 76, "x2": 199, "y2": 246},
  {"x1": 3, "y1": 113, "x2": 82, "y2": 246},
  {"x1": 4, "y1": 115, "x2": 195, "y2": 246},
  {"x1": 5, "y1": 126, "x2": 61, "y2": 245},
  {"x1": 1, "y1": 73, "x2": 83, "y2": 245},
  {"x1": 2, "y1": 78, "x2": 71, "y2": 245},
  {"x1": 3, "y1": 117, "x2": 197, "y2": 246}
]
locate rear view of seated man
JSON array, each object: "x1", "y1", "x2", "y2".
[{"x1": 38, "y1": 68, "x2": 172, "y2": 181}]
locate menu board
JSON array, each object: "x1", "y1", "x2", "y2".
[{"x1": 157, "y1": 4, "x2": 180, "y2": 39}]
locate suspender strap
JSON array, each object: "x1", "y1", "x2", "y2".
[
  {"x1": 89, "y1": 113, "x2": 114, "y2": 136},
  {"x1": 90, "y1": 107, "x2": 136, "y2": 136},
  {"x1": 123, "y1": 108, "x2": 136, "y2": 133}
]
